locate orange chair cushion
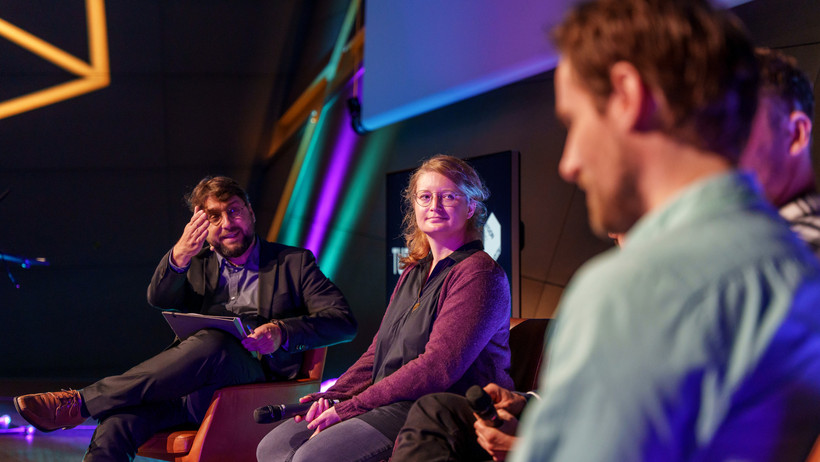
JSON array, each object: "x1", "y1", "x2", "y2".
[{"x1": 138, "y1": 430, "x2": 197, "y2": 460}]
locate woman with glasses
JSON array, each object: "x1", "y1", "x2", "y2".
[{"x1": 257, "y1": 154, "x2": 514, "y2": 462}]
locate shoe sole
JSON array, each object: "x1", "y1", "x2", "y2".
[{"x1": 12, "y1": 396, "x2": 74, "y2": 433}]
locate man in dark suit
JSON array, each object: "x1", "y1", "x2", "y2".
[{"x1": 14, "y1": 176, "x2": 358, "y2": 462}]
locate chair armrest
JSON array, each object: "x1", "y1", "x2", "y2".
[
  {"x1": 190, "y1": 379, "x2": 321, "y2": 462},
  {"x1": 806, "y1": 435, "x2": 820, "y2": 462}
]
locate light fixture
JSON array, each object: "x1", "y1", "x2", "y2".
[{"x1": 346, "y1": 96, "x2": 369, "y2": 135}]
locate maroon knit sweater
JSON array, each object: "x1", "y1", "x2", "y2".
[{"x1": 306, "y1": 250, "x2": 514, "y2": 421}]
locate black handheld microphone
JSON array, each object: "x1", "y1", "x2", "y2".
[
  {"x1": 465, "y1": 385, "x2": 502, "y2": 428},
  {"x1": 253, "y1": 400, "x2": 338, "y2": 424}
]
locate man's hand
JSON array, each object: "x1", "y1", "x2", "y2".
[
  {"x1": 241, "y1": 322, "x2": 282, "y2": 354},
  {"x1": 485, "y1": 383, "x2": 527, "y2": 417},
  {"x1": 470, "y1": 383, "x2": 526, "y2": 461},
  {"x1": 171, "y1": 206, "x2": 210, "y2": 267},
  {"x1": 474, "y1": 408, "x2": 519, "y2": 461}
]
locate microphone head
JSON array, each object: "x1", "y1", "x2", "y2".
[
  {"x1": 466, "y1": 385, "x2": 493, "y2": 413},
  {"x1": 253, "y1": 405, "x2": 283, "y2": 424},
  {"x1": 253, "y1": 406, "x2": 271, "y2": 423},
  {"x1": 466, "y1": 385, "x2": 503, "y2": 427}
]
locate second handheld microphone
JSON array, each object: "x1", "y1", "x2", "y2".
[{"x1": 465, "y1": 385, "x2": 502, "y2": 428}]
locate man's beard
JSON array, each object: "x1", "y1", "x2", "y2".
[{"x1": 213, "y1": 231, "x2": 254, "y2": 259}]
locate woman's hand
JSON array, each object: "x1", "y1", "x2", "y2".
[
  {"x1": 293, "y1": 395, "x2": 322, "y2": 423},
  {"x1": 294, "y1": 397, "x2": 336, "y2": 423},
  {"x1": 305, "y1": 399, "x2": 341, "y2": 437}
]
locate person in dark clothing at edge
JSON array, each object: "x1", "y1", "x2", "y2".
[
  {"x1": 256, "y1": 154, "x2": 514, "y2": 462},
  {"x1": 739, "y1": 47, "x2": 820, "y2": 257},
  {"x1": 14, "y1": 175, "x2": 357, "y2": 461}
]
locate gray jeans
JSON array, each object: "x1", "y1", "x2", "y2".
[{"x1": 256, "y1": 416, "x2": 394, "y2": 462}]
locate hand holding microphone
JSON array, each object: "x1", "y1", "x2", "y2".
[
  {"x1": 305, "y1": 398, "x2": 341, "y2": 436},
  {"x1": 466, "y1": 384, "x2": 523, "y2": 461},
  {"x1": 253, "y1": 398, "x2": 339, "y2": 424},
  {"x1": 466, "y1": 385, "x2": 502, "y2": 427},
  {"x1": 253, "y1": 401, "x2": 313, "y2": 423}
]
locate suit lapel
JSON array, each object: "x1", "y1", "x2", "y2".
[
  {"x1": 257, "y1": 239, "x2": 278, "y2": 317},
  {"x1": 204, "y1": 249, "x2": 221, "y2": 294}
]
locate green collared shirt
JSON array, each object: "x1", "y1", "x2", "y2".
[{"x1": 512, "y1": 172, "x2": 820, "y2": 462}]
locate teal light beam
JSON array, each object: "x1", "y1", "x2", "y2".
[
  {"x1": 321, "y1": 125, "x2": 397, "y2": 278},
  {"x1": 277, "y1": 96, "x2": 336, "y2": 246}
]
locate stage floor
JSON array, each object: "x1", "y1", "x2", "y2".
[{"x1": 0, "y1": 397, "x2": 155, "y2": 462}]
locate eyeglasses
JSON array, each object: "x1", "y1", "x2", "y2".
[
  {"x1": 205, "y1": 205, "x2": 246, "y2": 226},
  {"x1": 414, "y1": 190, "x2": 464, "y2": 207}
]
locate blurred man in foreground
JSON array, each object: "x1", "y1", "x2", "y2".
[{"x1": 512, "y1": 0, "x2": 820, "y2": 460}]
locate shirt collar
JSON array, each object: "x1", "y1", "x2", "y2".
[
  {"x1": 420, "y1": 239, "x2": 484, "y2": 266},
  {"x1": 416, "y1": 239, "x2": 484, "y2": 282},
  {"x1": 625, "y1": 171, "x2": 768, "y2": 247}
]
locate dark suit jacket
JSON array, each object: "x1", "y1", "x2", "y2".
[{"x1": 147, "y1": 237, "x2": 357, "y2": 379}]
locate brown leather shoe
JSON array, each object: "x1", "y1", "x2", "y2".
[{"x1": 14, "y1": 389, "x2": 86, "y2": 432}]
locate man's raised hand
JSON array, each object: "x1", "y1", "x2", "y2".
[{"x1": 171, "y1": 206, "x2": 210, "y2": 267}]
